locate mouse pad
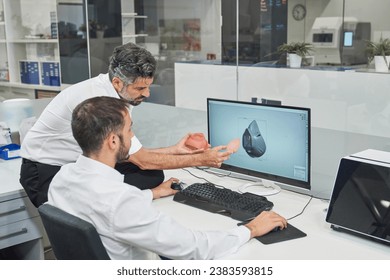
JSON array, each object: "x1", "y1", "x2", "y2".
[{"x1": 255, "y1": 223, "x2": 307, "y2": 245}]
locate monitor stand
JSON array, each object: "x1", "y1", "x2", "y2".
[{"x1": 238, "y1": 179, "x2": 281, "y2": 196}]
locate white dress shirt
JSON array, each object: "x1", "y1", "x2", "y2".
[
  {"x1": 20, "y1": 74, "x2": 142, "y2": 165},
  {"x1": 47, "y1": 155, "x2": 251, "y2": 260}
]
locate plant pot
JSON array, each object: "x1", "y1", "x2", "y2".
[
  {"x1": 374, "y1": 56, "x2": 390, "y2": 72},
  {"x1": 288, "y1": 53, "x2": 302, "y2": 68}
]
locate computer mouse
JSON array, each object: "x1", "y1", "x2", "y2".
[
  {"x1": 171, "y1": 182, "x2": 183, "y2": 191},
  {"x1": 272, "y1": 226, "x2": 281, "y2": 232}
]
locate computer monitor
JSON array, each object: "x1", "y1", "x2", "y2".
[{"x1": 207, "y1": 98, "x2": 311, "y2": 195}]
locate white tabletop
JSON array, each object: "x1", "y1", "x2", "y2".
[
  {"x1": 155, "y1": 168, "x2": 390, "y2": 260},
  {"x1": 0, "y1": 158, "x2": 24, "y2": 200}
]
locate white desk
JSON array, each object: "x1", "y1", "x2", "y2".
[
  {"x1": 0, "y1": 158, "x2": 44, "y2": 259},
  {"x1": 154, "y1": 168, "x2": 390, "y2": 260}
]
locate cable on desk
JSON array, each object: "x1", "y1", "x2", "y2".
[
  {"x1": 195, "y1": 166, "x2": 260, "y2": 183},
  {"x1": 287, "y1": 196, "x2": 313, "y2": 221},
  {"x1": 181, "y1": 168, "x2": 225, "y2": 188},
  {"x1": 195, "y1": 166, "x2": 232, "y2": 178}
]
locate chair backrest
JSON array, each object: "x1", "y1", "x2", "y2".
[{"x1": 38, "y1": 204, "x2": 110, "y2": 260}]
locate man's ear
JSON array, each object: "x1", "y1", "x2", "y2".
[
  {"x1": 112, "y1": 77, "x2": 123, "y2": 92},
  {"x1": 107, "y1": 133, "x2": 118, "y2": 150}
]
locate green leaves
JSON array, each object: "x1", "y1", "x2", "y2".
[
  {"x1": 366, "y1": 37, "x2": 390, "y2": 63},
  {"x1": 276, "y1": 42, "x2": 314, "y2": 57}
]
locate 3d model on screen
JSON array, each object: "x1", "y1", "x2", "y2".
[{"x1": 242, "y1": 120, "x2": 266, "y2": 158}]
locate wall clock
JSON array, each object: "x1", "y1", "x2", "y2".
[{"x1": 292, "y1": 4, "x2": 306, "y2": 21}]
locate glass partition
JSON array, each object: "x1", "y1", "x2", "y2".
[
  {"x1": 133, "y1": 0, "x2": 390, "y2": 109},
  {"x1": 130, "y1": 0, "x2": 226, "y2": 107}
]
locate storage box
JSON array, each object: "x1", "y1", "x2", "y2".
[
  {"x1": 0, "y1": 144, "x2": 21, "y2": 160},
  {"x1": 20, "y1": 61, "x2": 40, "y2": 85},
  {"x1": 41, "y1": 61, "x2": 60, "y2": 86}
]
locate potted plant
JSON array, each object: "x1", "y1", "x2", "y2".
[
  {"x1": 366, "y1": 37, "x2": 390, "y2": 72},
  {"x1": 275, "y1": 42, "x2": 314, "y2": 68}
]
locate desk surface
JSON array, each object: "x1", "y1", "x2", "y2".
[
  {"x1": 156, "y1": 168, "x2": 390, "y2": 260},
  {"x1": 1, "y1": 155, "x2": 389, "y2": 259},
  {"x1": 0, "y1": 158, "x2": 25, "y2": 201}
]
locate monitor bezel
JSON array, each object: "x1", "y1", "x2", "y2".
[{"x1": 207, "y1": 98, "x2": 311, "y2": 191}]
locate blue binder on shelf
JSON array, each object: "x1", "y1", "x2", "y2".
[
  {"x1": 20, "y1": 61, "x2": 40, "y2": 85},
  {"x1": 41, "y1": 62, "x2": 60, "y2": 86}
]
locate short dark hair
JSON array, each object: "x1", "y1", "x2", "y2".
[
  {"x1": 72, "y1": 97, "x2": 130, "y2": 156},
  {"x1": 108, "y1": 42, "x2": 156, "y2": 83}
]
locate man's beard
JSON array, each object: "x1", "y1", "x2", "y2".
[
  {"x1": 116, "y1": 135, "x2": 130, "y2": 162},
  {"x1": 119, "y1": 88, "x2": 146, "y2": 106},
  {"x1": 128, "y1": 97, "x2": 145, "y2": 106}
]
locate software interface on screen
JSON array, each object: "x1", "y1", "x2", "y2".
[
  {"x1": 207, "y1": 99, "x2": 311, "y2": 189},
  {"x1": 344, "y1": 31, "x2": 353, "y2": 47}
]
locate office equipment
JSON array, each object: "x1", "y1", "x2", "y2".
[
  {"x1": 173, "y1": 182, "x2": 273, "y2": 221},
  {"x1": 38, "y1": 204, "x2": 110, "y2": 260},
  {"x1": 207, "y1": 98, "x2": 311, "y2": 194},
  {"x1": 326, "y1": 149, "x2": 390, "y2": 245},
  {"x1": 310, "y1": 17, "x2": 370, "y2": 65},
  {"x1": 261, "y1": 98, "x2": 282, "y2": 106},
  {"x1": 171, "y1": 182, "x2": 184, "y2": 191}
]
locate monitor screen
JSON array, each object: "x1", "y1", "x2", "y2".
[
  {"x1": 343, "y1": 31, "x2": 353, "y2": 47},
  {"x1": 207, "y1": 98, "x2": 311, "y2": 190}
]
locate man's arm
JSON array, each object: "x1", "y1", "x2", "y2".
[{"x1": 128, "y1": 146, "x2": 231, "y2": 170}]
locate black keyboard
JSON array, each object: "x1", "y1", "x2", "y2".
[{"x1": 173, "y1": 182, "x2": 273, "y2": 221}]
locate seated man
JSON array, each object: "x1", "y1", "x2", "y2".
[
  {"x1": 47, "y1": 96, "x2": 287, "y2": 260},
  {"x1": 20, "y1": 42, "x2": 231, "y2": 207}
]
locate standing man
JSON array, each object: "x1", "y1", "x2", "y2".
[
  {"x1": 20, "y1": 43, "x2": 231, "y2": 207},
  {"x1": 47, "y1": 96, "x2": 287, "y2": 260}
]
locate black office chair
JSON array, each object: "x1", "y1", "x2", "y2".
[{"x1": 38, "y1": 204, "x2": 110, "y2": 260}]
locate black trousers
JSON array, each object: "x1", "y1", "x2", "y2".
[{"x1": 20, "y1": 158, "x2": 164, "y2": 208}]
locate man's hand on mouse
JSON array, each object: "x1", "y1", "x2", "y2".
[
  {"x1": 244, "y1": 211, "x2": 288, "y2": 238},
  {"x1": 151, "y1": 178, "x2": 180, "y2": 199}
]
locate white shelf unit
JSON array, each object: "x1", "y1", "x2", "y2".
[
  {"x1": 0, "y1": 0, "x2": 60, "y2": 98},
  {"x1": 121, "y1": 0, "x2": 148, "y2": 44}
]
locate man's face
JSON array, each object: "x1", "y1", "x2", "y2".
[
  {"x1": 117, "y1": 77, "x2": 154, "y2": 106},
  {"x1": 115, "y1": 111, "x2": 134, "y2": 162}
]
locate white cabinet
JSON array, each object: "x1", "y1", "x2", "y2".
[
  {"x1": 0, "y1": 158, "x2": 44, "y2": 260},
  {"x1": 0, "y1": 0, "x2": 61, "y2": 96}
]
